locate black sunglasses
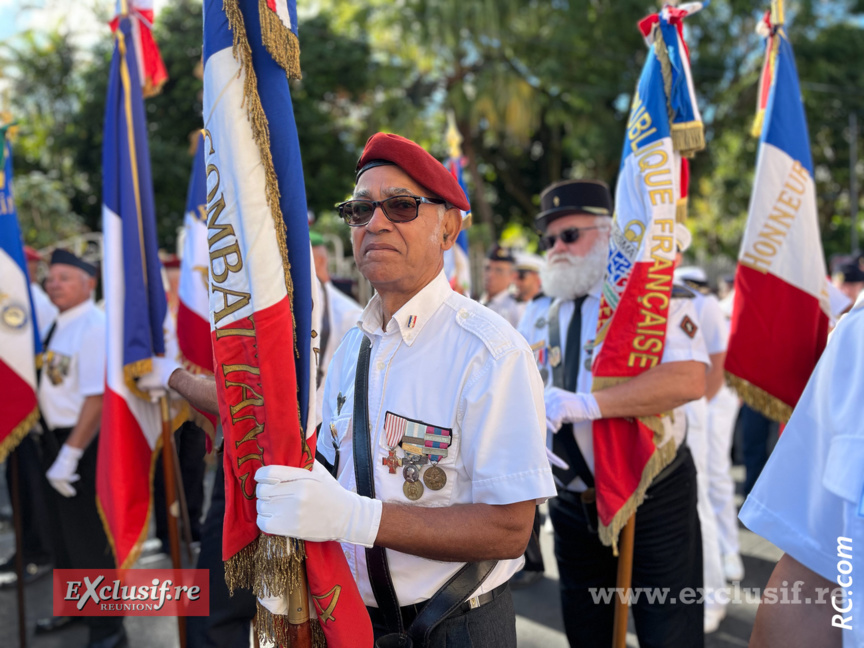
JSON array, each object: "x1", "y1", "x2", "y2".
[
  {"x1": 336, "y1": 194, "x2": 445, "y2": 227},
  {"x1": 539, "y1": 226, "x2": 603, "y2": 251}
]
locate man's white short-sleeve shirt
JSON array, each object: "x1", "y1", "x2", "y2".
[
  {"x1": 320, "y1": 271, "x2": 556, "y2": 607},
  {"x1": 38, "y1": 299, "x2": 106, "y2": 430}
]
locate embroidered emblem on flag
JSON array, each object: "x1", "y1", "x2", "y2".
[{"x1": 680, "y1": 315, "x2": 698, "y2": 339}]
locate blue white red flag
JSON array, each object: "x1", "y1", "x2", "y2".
[
  {"x1": 591, "y1": 4, "x2": 705, "y2": 548},
  {"x1": 726, "y1": 11, "x2": 830, "y2": 422},
  {"x1": 97, "y1": 13, "x2": 168, "y2": 569},
  {"x1": 0, "y1": 137, "x2": 41, "y2": 462},
  {"x1": 203, "y1": 1, "x2": 370, "y2": 644},
  {"x1": 110, "y1": 0, "x2": 168, "y2": 98}
]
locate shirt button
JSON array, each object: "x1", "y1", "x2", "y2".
[
  {"x1": 458, "y1": 309, "x2": 469, "y2": 319},
  {"x1": 376, "y1": 361, "x2": 385, "y2": 371}
]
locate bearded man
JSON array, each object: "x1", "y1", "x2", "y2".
[{"x1": 519, "y1": 180, "x2": 710, "y2": 648}]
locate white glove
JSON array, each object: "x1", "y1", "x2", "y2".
[
  {"x1": 46, "y1": 444, "x2": 83, "y2": 497},
  {"x1": 545, "y1": 387, "x2": 602, "y2": 433},
  {"x1": 137, "y1": 357, "x2": 182, "y2": 394},
  {"x1": 258, "y1": 594, "x2": 289, "y2": 616},
  {"x1": 255, "y1": 461, "x2": 383, "y2": 548},
  {"x1": 545, "y1": 447, "x2": 570, "y2": 472}
]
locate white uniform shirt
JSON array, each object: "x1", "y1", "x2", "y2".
[
  {"x1": 316, "y1": 280, "x2": 363, "y2": 417},
  {"x1": 519, "y1": 284, "x2": 710, "y2": 490},
  {"x1": 739, "y1": 295, "x2": 864, "y2": 648},
  {"x1": 320, "y1": 270, "x2": 556, "y2": 607},
  {"x1": 30, "y1": 282, "x2": 58, "y2": 342},
  {"x1": 38, "y1": 299, "x2": 106, "y2": 430},
  {"x1": 480, "y1": 290, "x2": 522, "y2": 329},
  {"x1": 690, "y1": 291, "x2": 728, "y2": 357}
]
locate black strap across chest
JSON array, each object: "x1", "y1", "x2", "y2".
[{"x1": 351, "y1": 335, "x2": 497, "y2": 646}]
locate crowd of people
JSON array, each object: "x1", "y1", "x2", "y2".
[{"x1": 3, "y1": 132, "x2": 862, "y2": 648}]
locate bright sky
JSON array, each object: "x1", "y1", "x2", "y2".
[{"x1": 0, "y1": 0, "x2": 170, "y2": 45}]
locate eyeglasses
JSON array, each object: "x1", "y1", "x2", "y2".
[
  {"x1": 515, "y1": 269, "x2": 536, "y2": 280},
  {"x1": 336, "y1": 194, "x2": 445, "y2": 227},
  {"x1": 539, "y1": 226, "x2": 604, "y2": 251}
]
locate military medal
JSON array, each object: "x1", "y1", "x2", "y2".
[
  {"x1": 403, "y1": 480, "x2": 424, "y2": 501},
  {"x1": 383, "y1": 412, "x2": 408, "y2": 476},
  {"x1": 422, "y1": 426, "x2": 452, "y2": 491},
  {"x1": 336, "y1": 392, "x2": 346, "y2": 416},
  {"x1": 583, "y1": 340, "x2": 595, "y2": 372}
]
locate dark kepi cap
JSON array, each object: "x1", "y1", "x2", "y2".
[
  {"x1": 536, "y1": 179, "x2": 613, "y2": 232},
  {"x1": 841, "y1": 263, "x2": 864, "y2": 283},
  {"x1": 486, "y1": 244, "x2": 515, "y2": 264},
  {"x1": 356, "y1": 132, "x2": 470, "y2": 212},
  {"x1": 50, "y1": 249, "x2": 97, "y2": 277}
]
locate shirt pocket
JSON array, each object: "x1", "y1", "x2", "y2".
[{"x1": 822, "y1": 435, "x2": 864, "y2": 507}]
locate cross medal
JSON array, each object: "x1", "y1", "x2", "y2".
[{"x1": 382, "y1": 449, "x2": 402, "y2": 474}]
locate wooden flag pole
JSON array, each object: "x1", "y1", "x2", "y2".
[
  {"x1": 9, "y1": 449, "x2": 28, "y2": 648},
  {"x1": 611, "y1": 515, "x2": 636, "y2": 648},
  {"x1": 160, "y1": 394, "x2": 187, "y2": 648},
  {"x1": 285, "y1": 560, "x2": 312, "y2": 648}
]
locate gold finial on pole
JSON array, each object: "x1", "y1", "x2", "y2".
[
  {"x1": 445, "y1": 111, "x2": 463, "y2": 160},
  {"x1": 771, "y1": 0, "x2": 785, "y2": 26}
]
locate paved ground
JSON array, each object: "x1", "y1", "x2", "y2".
[{"x1": 0, "y1": 465, "x2": 779, "y2": 647}]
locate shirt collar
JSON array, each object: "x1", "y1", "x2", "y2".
[
  {"x1": 56, "y1": 298, "x2": 94, "y2": 325},
  {"x1": 358, "y1": 270, "x2": 452, "y2": 346}
]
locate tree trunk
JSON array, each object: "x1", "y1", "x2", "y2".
[{"x1": 458, "y1": 118, "x2": 494, "y2": 232}]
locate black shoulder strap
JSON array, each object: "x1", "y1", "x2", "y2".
[{"x1": 353, "y1": 336, "x2": 404, "y2": 635}]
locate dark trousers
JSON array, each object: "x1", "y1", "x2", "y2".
[
  {"x1": 368, "y1": 585, "x2": 517, "y2": 648},
  {"x1": 522, "y1": 506, "x2": 545, "y2": 573},
  {"x1": 153, "y1": 420, "x2": 207, "y2": 549},
  {"x1": 187, "y1": 459, "x2": 256, "y2": 648},
  {"x1": 4, "y1": 432, "x2": 54, "y2": 565},
  {"x1": 40, "y1": 428, "x2": 124, "y2": 641},
  {"x1": 739, "y1": 404, "x2": 779, "y2": 495},
  {"x1": 548, "y1": 448, "x2": 703, "y2": 648}
]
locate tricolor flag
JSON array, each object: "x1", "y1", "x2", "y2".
[
  {"x1": 97, "y1": 12, "x2": 168, "y2": 569},
  {"x1": 591, "y1": 4, "x2": 705, "y2": 548},
  {"x1": 110, "y1": 0, "x2": 168, "y2": 98},
  {"x1": 202, "y1": 1, "x2": 370, "y2": 645},
  {"x1": 725, "y1": 10, "x2": 830, "y2": 423},
  {"x1": 0, "y1": 136, "x2": 41, "y2": 462},
  {"x1": 443, "y1": 116, "x2": 472, "y2": 296}
]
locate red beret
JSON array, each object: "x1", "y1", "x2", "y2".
[
  {"x1": 24, "y1": 246, "x2": 41, "y2": 262},
  {"x1": 356, "y1": 133, "x2": 470, "y2": 212}
]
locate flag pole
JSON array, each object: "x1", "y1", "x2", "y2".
[
  {"x1": 168, "y1": 431, "x2": 196, "y2": 564},
  {"x1": 9, "y1": 450, "x2": 28, "y2": 648},
  {"x1": 159, "y1": 394, "x2": 187, "y2": 648},
  {"x1": 611, "y1": 516, "x2": 636, "y2": 648}
]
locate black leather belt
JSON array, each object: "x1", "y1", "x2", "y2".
[{"x1": 367, "y1": 582, "x2": 509, "y2": 630}]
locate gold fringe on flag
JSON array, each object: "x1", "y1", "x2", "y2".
[
  {"x1": 97, "y1": 432, "x2": 163, "y2": 568},
  {"x1": 254, "y1": 601, "x2": 327, "y2": 648},
  {"x1": 591, "y1": 375, "x2": 676, "y2": 551},
  {"x1": 124, "y1": 357, "x2": 154, "y2": 400},
  {"x1": 671, "y1": 121, "x2": 706, "y2": 157},
  {"x1": 725, "y1": 371, "x2": 793, "y2": 424},
  {"x1": 258, "y1": 0, "x2": 302, "y2": 81},
  {"x1": 224, "y1": 534, "x2": 307, "y2": 599},
  {"x1": 0, "y1": 407, "x2": 38, "y2": 464},
  {"x1": 676, "y1": 197, "x2": 688, "y2": 224}
]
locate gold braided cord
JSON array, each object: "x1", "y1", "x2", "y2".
[
  {"x1": 258, "y1": 0, "x2": 302, "y2": 80},
  {"x1": 97, "y1": 432, "x2": 162, "y2": 569},
  {"x1": 725, "y1": 371, "x2": 793, "y2": 424},
  {"x1": 124, "y1": 357, "x2": 154, "y2": 400},
  {"x1": 0, "y1": 407, "x2": 38, "y2": 464},
  {"x1": 751, "y1": 27, "x2": 781, "y2": 138},
  {"x1": 652, "y1": 25, "x2": 675, "y2": 128}
]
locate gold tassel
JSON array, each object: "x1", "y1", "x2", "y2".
[
  {"x1": 225, "y1": 538, "x2": 259, "y2": 593},
  {"x1": 0, "y1": 407, "x2": 38, "y2": 464},
  {"x1": 258, "y1": 0, "x2": 302, "y2": 80},
  {"x1": 254, "y1": 602, "x2": 328, "y2": 648},
  {"x1": 253, "y1": 535, "x2": 306, "y2": 599},
  {"x1": 671, "y1": 121, "x2": 706, "y2": 157},
  {"x1": 725, "y1": 371, "x2": 793, "y2": 424}
]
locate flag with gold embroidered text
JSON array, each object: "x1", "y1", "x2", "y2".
[
  {"x1": 591, "y1": 4, "x2": 705, "y2": 549},
  {"x1": 203, "y1": 0, "x2": 371, "y2": 644}
]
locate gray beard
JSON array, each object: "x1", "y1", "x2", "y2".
[{"x1": 540, "y1": 238, "x2": 608, "y2": 300}]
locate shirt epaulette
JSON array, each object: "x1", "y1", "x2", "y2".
[
  {"x1": 446, "y1": 295, "x2": 518, "y2": 360},
  {"x1": 671, "y1": 284, "x2": 697, "y2": 299}
]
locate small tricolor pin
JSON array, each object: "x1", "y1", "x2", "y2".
[{"x1": 407, "y1": 315, "x2": 418, "y2": 328}]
